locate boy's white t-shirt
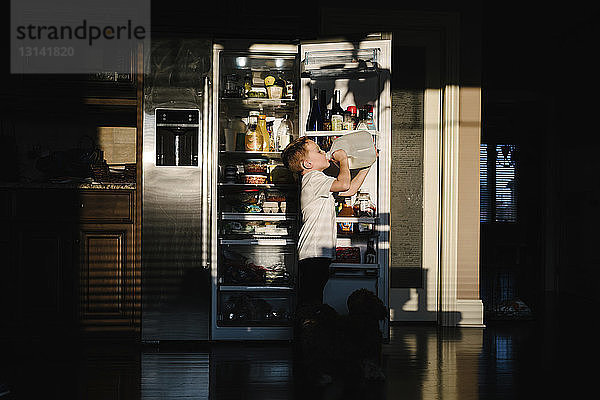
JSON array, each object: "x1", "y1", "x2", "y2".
[{"x1": 298, "y1": 170, "x2": 337, "y2": 260}]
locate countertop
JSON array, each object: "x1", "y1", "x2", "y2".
[{"x1": 0, "y1": 181, "x2": 136, "y2": 190}]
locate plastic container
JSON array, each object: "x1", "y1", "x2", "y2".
[
  {"x1": 244, "y1": 158, "x2": 268, "y2": 174},
  {"x1": 326, "y1": 130, "x2": 377, "y2": 169},
  {"x1": 244, "y1": 174, "x2": 268, "y2": 184}
]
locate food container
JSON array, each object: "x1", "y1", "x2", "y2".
[
  {"x1": 244, "y1": 174, "x2": 268, "y2": 184},
  {"x1": 267, "y1": 85, "x2": 283, "y2": 99},
  {"x1": 262, "y1": 201, "x2": 279, "y2": 213},
  {"x1": 223, "y1": 164, "x2": 238, "y2": 183},
  {"x1": 337, "y1": 222, "x2": 354, "y2": 234},
  {"x1": 334, "y1": 247, "x2": 361, "y2": 263},
  {"x1": 237, "y1": 189, "x2": 260, "y2": 204},
  {"x1": 244, "y1": 158, "x2": 268, "y2": 174},
  {"x1": 265, "y1": 190, "x2": 286, "y2": 202},
  {"x1": 279, "y1": 201, "x2": 287, "y2": 213}
]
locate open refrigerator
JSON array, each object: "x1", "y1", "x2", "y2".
[{"x1": 210, "y1": 39, "x2": 391, "y2": 340}]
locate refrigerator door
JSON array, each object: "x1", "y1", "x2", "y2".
[
  {"x1": 142, "y1": 39, "x2": 213, "y2": 341},
  {"x1": 300, "y1": 38, "x2": 392, "y2": 339}
]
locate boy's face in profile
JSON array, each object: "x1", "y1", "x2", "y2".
[{"x1": 303, "y1": 140, "x2": 330, "y2": 172}]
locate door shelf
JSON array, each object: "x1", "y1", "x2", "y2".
[
  {"x1": 303, "y1": 129, "x2": 378, "y2": 137},
  {"x1": 220, "y1": 212, "x2": 296, "y2": 221},
  {"x1": 330, "y1": 263, "x2": 379, "y2": 269},
  {"x1": 336, "y1": 216, "x2": 377, "y2": 224}
]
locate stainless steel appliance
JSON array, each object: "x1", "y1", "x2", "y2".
[
  {"x1": 142, "y1": 39, "x2": 212, "y2": 341},
  {"x1": 142, "y1": 37, "x2": 391, "y2": 341}
]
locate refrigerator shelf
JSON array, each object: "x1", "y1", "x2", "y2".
[
  {"x1": 220, "y1": 97, "x2": 296, "y2": 108},
  {"x1": 219, "y1": 238, "x2": 295, "y2": 245},
  {"x1": 219, "y1": 151, "x2": 281, "y2": 157},
  {"x1": 336, "y1": 216, "x2": 377, "y2": 223},
  {"x1": 218, "y1": 183, "x2": 297, "y2": 189},
  {"x1": 330, "y1": 263, "x2": 379, "y2": 269},
  {"x1": 220, "y1": 212, "x2": 296, "y2": 221},
  {"x1": 220, "y1": 285, "x2": 294, "y2": 291},
  {"x1": 303, "y1": 129, "x2": 378, "y2": 137},
  {"x1": 218, "y1": 320, "x2": 292, "y2": 327}
]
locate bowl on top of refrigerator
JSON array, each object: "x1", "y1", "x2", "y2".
[
  {"x1": 244, "y1": 158, "x2": 268, "y2": 174},
  {"x1": 244, "y1": 174, "x2": 268, "y2": 184}
]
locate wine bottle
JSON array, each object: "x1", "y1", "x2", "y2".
[
  {"x1": 331, "y1": 89, "x2": 344, "y2": 131},
  {"x1": 320, "y1": 89, "x2": 327, "y2": 116},
  {"x1": 306, "y1": 89, "x2": 322, "y2": 131},
  {"x1": 364, "y1": 240, "x2": 376, "y2": 264}
]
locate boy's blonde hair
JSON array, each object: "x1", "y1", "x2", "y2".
[{"x1": 281, "y1": 136, "x2": 311, "y2": 173}]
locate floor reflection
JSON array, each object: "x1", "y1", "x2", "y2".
[{"x1": 0, "y1": 296, "x2": 588, "y2": 400}]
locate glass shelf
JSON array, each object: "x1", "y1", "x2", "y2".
[
  {"x1": 218, "y1": 183, "x2": 296, "y2": 189},
  {"x1": 220, "y1": 97, "x2": 296, "y2": 109},
  {"x1": 219, "y1": 151, "x2": 282, "y2": 158},
  {"x1": 219, "y1": 238, "x2": 296, "y2": 245},
  {"x1": 220, "y1": 212, "x2": 296, "y2": 221},
  {"x1": 303, "y1": 129, "x2": 378, "y2": 137}
]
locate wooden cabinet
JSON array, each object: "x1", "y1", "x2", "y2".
[
  {"x1": 0, "y1": 187, "x2": 138, "y2": 337},
  {"x1": 78, "y1": 223, "x2": 135, "y2": 332}
]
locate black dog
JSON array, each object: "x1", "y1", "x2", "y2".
[{"x1": 294, "y1": 289, "x2": 387, "y2": 384}]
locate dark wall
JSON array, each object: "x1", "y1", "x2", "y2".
[{"x1": 481, "y1": 2, "x2": 600, "y2": 305}]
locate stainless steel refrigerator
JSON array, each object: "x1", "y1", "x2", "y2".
[{"x1": 142, "y1": 37, "x2": 391, "y2": 341}]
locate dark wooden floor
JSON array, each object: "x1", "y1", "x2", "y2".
[{"x1": 0, "y1": 293, "x2": 596, "y2": 399}]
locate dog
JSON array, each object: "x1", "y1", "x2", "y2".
[{"x1": 294, "y1": 289, "x2": 388, "y2": 384}]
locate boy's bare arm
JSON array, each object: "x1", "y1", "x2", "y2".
[
  {"x1": 338, "y1": 167, "x2": 370, "y2": 197},
  {"x1": 330, "y1": 150, "x2": 351, "y2": 192}
]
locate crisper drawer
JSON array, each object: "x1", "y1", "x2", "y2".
[
  {"x1": 219, "y1": 241, "x2": 296, "y2": 286},
  {"x1": 218, "y1": 290, "x2": 293, "y2": 326}
]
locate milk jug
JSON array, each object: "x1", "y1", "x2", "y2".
[{"x1": 326, "y1": 130, "x2": 377, "y2": 169}]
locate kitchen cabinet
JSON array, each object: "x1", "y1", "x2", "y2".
[
  {"x1": 0, "y1": 186, "x2": 138, "y2": 337},
  {"x1": 78, "y1": 223, "x2": 135, "y2": 332}
]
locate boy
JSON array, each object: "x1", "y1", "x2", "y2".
[{"x1": 282, "y1": 136, "x2": 372, "y2": 307}]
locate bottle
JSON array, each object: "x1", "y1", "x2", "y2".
[
  {"x1": 364, "y1": 240, "x2": 376, "y2": 264},
  {"x1": 245, "y1": 111, "x2": 263, "y2": 151},
  {"x1": 320, "y1": 89, "x2": 327, "y2": 116},
  {"x1": 257, "y1": 114, "x2": 270, "y2": 152},
  {"x1": 326, "y1": 130, "x2": 377, "y2": 169},
  {"x1": 365, "y1": 104, "x2": 376, "y2": 130},
  {"x1": 331, "y1": 89, "x2": 344, "y2": 131},
  {"x1": 353, "y1": 189, "x2": 376, "y2": 217},
  {"x1": 277, "y1": 114, "x2": 293, "y2": 150},
  {"x1": 306, "y1": 89, "x2": 322, "y2": 131},
  {"x1": 243, "y1": 73, "x2": 252, "y2": 97},
  {"x1": 347, "y1": 106, "x2": 358, "y2": 129},
  {"x1": 231, "y1": 117, "x2": 247, "y2": 151},
  {"x1": 322, "y1": 109, "x2": 332, "y2": 131},
  {"x1": 356, "y1": 108, "x2": 369, "y2": 130},
  {"x1": 342, "y1": 110, "x2": 354, "y2": 130}
]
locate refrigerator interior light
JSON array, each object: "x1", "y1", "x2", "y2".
[
  {"x1": 235, "y1": 57, "x2": 247, "y2": 68},
  {"x1": 275, "y1": 58, "x2": 284, "y2": 68}
]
